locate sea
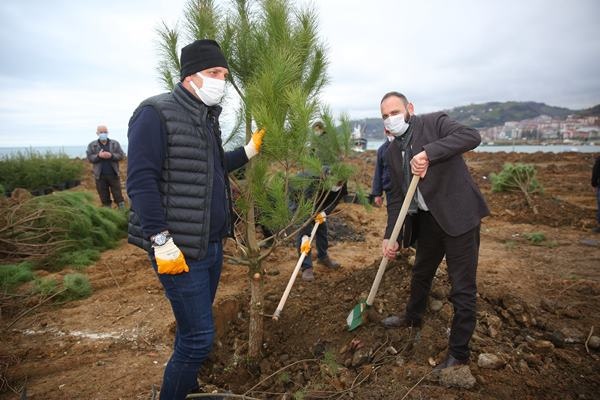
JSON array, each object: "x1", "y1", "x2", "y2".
[{"x1": 0, "y1": 142, "x2": 599, "y2": 159}]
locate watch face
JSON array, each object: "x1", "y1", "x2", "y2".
[{"x1": 153, "y1": 233, "x2": 168, "y2": 246}]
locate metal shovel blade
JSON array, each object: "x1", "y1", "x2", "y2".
[{"x1": 346, "y1": 300, "x2": 367, "y2": 331}]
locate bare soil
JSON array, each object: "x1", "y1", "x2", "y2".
[{"x1": 1, "y1": 151, "x2": 599, "y2": 400}]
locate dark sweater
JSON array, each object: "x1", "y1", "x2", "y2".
[{"x1": 371, "y1": 139, "x2": 392, "y2": 196}]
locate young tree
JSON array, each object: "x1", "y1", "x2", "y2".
[{"x1": 156, "y1": 0, "x2": 355, "y2": 361}]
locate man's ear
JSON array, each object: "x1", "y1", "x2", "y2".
[{"x1": 407, "y1": 102, "x2": 415, "y2": 115}]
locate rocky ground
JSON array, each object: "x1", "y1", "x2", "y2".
[{"x1": 1, "y1": 151, "x2": 599, "y2": 400}]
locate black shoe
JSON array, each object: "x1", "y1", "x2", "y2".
[
  {"x1": 317, "y1": 256, "x2": 340, "y2": 269},
  {"x1": 381, "y1": 313, "x2": 422, "y2": 328},
  {"x1": 433, "y1": 354, "x2": 469, "y2": 371}
]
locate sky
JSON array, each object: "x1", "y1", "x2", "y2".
[{"x1": 0, "y1": 0, "x2": 599, "y2": 147}]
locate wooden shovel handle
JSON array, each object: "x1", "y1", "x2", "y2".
[
  {"x1": 273, "y1": 212, "x2": 326, "y2": 320},
  {"x1": 366, "y1": 175, "x2": 420, "y2": 306}
]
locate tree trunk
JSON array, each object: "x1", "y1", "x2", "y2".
[
  {"x1": 245, "y1": 117, "x2": 264, "y2": 360},
  {"x1": 248, "y1": 255, "x2": 264, "y2": 360}
]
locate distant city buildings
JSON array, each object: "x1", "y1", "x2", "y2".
[{"x1": 479, "y1": 115, "x2": 600, "y2": 143}]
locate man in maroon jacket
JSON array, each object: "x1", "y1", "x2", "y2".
[{"x1": 379, "y1": 91, "x2": 489, "y2": 371}]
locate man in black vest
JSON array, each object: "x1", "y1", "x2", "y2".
[
  {"x1": 379, "y1": 92, "x2": 489, "y2": 371},
  {"x1": 126, "y1": 39, "x2": 264, "y2": 400}
]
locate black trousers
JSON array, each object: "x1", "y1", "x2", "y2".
[
  {"x1": 406, "y1": 210, "x2": 480, "y2": 360},
  {"x1": 95, "y1": 175, "x2": 124, "y2": 206}
]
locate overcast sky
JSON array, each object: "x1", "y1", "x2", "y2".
[{"x1": 0, "y1": 0, "x2": 599, "y2": 147}]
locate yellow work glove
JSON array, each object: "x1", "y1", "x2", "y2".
[
  {"x1": 300, "y1": 235, "x2": 311, "y2": 255},
  {"x1": 314, "y1": 211, "x2": 326, "y2": 225},
  {"x1": 154, "y1": 238, "x2": 190, "y2": 275},
  {"x1": 244, "y1": 128, "x2": 266, "y2": 159}
]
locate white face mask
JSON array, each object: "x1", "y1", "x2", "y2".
[
  {"x1": 384, "y1": 113, "x2": 410, "y2": 136},
  {"x1": 189, "y1": 72, "x2": 226, "y2": 106}
]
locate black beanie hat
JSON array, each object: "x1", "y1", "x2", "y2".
[{"x1": 180, "y1": 39, "x2": 228, "y2": 80}]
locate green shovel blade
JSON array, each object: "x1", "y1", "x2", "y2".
[{"x1": 346, "y1": 300, "x2": 368, "y2": 331}]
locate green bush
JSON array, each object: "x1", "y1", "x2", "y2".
[
  {"x1": 525, "y1": 232, "x2": 546, "y2": 244},
  {"x1": 56, "y1": 249, "x2": 101, "y2": 269},
  {"x1": 0, "y1": 262, "x2": 34, "y2": 291},
  {"x1": 490, "y1": 163, "x2": 543, "y2": 213},
  {"x1": 1, "y1": 191, "x2": 127, "y2": 269},
  {"x1": 62, "y1": 273, "x2": 92, "y2": 300},
  {"x1": 0, "y1": 150, "x2": 84, "y2": 192},
  {"x1": 490, "y1": 163, "x2": 542, "y2": 193},
  {"x1": 33, "y1": 277, "x2": 59, "y2": 296}
]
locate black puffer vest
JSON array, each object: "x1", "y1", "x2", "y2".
[{"x1": 127, "y1": 84, "x2": 232, "y2": 260}]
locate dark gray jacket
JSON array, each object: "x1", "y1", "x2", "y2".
[
  {"x1": 86, "y1": 139, "x2": 125, "y2": 179},
  {"x1": 385, "y1": 112, "x2": 489, "y2": 239}
]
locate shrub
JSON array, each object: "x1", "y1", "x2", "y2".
[
  {"x1": 0, "y1": 150, "x2": 84, "y2": 193},
  {"x1": 0, "y1": 262, "x2": 34, "y2": 291},
  {"x1": 525, "y1": 232, "x2": 546, "y2": 244},
  {"x1": 490, "y1": 163, "x2": 543, "y2": 214},
  {"x1": 33, "y1": 277, "x2": 59, "y2": 296},
  {"x1": 56, "y1": 249, "x2": 101, "y2": 269},
  {"x1": 62, "y1": 273, "x2": 92, "y2": 300},
  {"x1": 0, "y1": 191, "x2": 127, "y2": 268}
]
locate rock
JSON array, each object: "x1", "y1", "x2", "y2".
[
  {"x1": 523, "y1": 353, "x2": 543, "y2": 367},
  {"x1": 518, "y1": 359, "x2": 529, "y2": 373},
  {"x1": 559, "y1": 327, "x2": 584, "y2": 344},
  {"x1": 588, "y1": 336, "x2": 600, "y2": 350},
  {"x1": 540, "y1": 297, "x2": 556, "y2": 313},
  {"x1": 395, "y1": 356, "x2": 405, "y2": 367},
  {"x1": 477, "y1": 353, "x2": 505, "y2": 369},
  {"x1": 439, "y1": 365, "x2": 476, "y2": 389},
  {"x1": 280, "y1": 354, "x2": 290, "y2": 363},
  {"x1": 440, "y1": 304, "x2": 453, "y2": 322},
  {"x1": 531, "y1": 340, "x2": 554, "y2": 355},
  {"x1": 430, "y1": 300, "x2": 444, "y2": 312},
  {"x1": 351, "y1": 348, "x2": 370, "y2": 367},
  {"x1": 545, "y1": 331, "x2": 565, "y2": 348},
  {"x1": 562, "y1": 307, "x2": 582, "y2": 319},
  {"x1": 430, "y1": 286, "x2": 448, "y2": 300}
]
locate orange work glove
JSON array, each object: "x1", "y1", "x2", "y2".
[
  {"x1": 244, "y1": 128, "x2": 266, "y2": 159},
  {"x1": 300, "y1": 235, "x2": 311, "y2": 255},
  {"x1": 154, "y1": 238, "x2": 190, "y2": 274}
]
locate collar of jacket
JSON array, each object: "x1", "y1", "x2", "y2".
[{"x1": 173, "y1": 82, "x2": 222, "y2": 120}]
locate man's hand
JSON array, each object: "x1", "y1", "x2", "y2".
[
  {"x1": 99, "y1": 150, "x2": 112, "y2": 159},
  {"x1": 374, "y1": 196, "x2": 383, "y2": 207},
  {"x1": 154, "y1": 238, "x2": 190, "y2": 274},
  {"x1": 410, "y1": 150, "x2": 429, "y2": 178},
  {"x1": 244, "y1": 128, "x2": 266, "y2": 159},
  {"x1": 382, "y1": 239, "x2": 399, "y2": 259}
]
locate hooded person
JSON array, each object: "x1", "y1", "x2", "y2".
[{"x1": 126, "y1": 39, "x2": 265, "y2": 400}]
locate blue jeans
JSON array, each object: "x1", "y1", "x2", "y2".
[
  {"x1": 151, "y1": 242, "x2": 223, "y2": 400},
  {"x1": 296, "y1": 221, "x2": 328, "y2": 270}
]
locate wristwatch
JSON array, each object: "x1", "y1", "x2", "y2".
[{"x1": 151, "y1": 230, "x2": 171, "y2": 246}]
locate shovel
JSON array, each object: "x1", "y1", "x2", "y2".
[
  {"x1": 273, "y1": 211, "x2": 326, "y2": 321},
  {"x1": 346, "y1": 174, "x2": 420, "y2": 331}
]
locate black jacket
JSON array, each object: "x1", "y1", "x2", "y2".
[
  {"x1": 592, "y1": 156, "x2": 600, "y2": 188},
  {"x1": 384, "y1": 112, "x2": 489, "y2": 239}
]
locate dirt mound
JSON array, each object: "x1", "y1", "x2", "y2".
[{"x1": 199, "y1": 254, "x2": 600, "y2": 399}]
